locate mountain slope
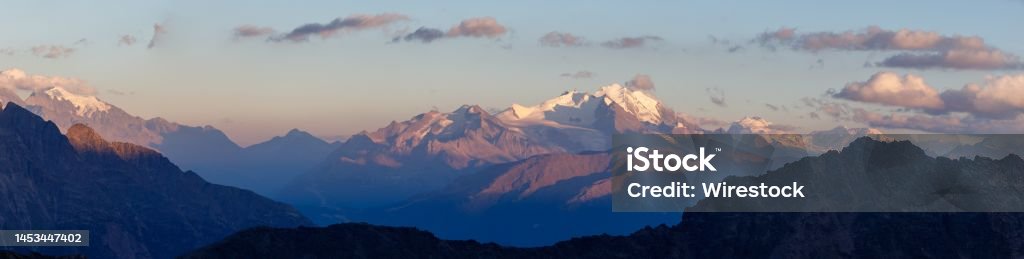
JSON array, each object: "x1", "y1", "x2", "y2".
[
  {"x1": 185, "y1": 138, "x2": 1024, "y2": 258},
  {"x1": 359, "y1": 151, "x2": 679, "y2": 246},
  {"x1": 282, "y1": 105, "x2": 568, "y2": 208},
  {"x1": 200, "y1": 128, "x2": 342, "y2": 195},
  {"x1": 284, "y1": 84, "x2": 704, "y2": 213},
  {"x1": 0, "y1": 102, "x2": 311, "y2": 259},
  {"x1": 10, "y1": 86, "x2": 337, "y2": 197}
]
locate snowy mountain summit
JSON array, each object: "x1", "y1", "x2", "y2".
[
  {"x1": 498, "y1": 84, "x2": 667, "y2": 126},
  {"x1": 496, "y1": 84, "x2": 692, "y2": 136},
  {"x1": 43, "y1": 87, "x2": 111, "y2": 117}
]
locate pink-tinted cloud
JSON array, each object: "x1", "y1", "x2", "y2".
[
  {"x1": 446, "y1": 17, "x2": 507, "y2": 38},
  {"x1": 802, "y1": 97, "x2": 853, "y2": 119},
  {"x1": 233, "y1": 25, "x2": 276, "y2": 39},
  {"x1": 940, "y1": 74, "x2": 1024, "y2": 119},
  {"x1": 625, "y1": 74, "x2": 655, "y2": 90},
  {"x1": 272, "y1": 13, "x2": 409, "y2": 42},
  {"x1": 118, "y1": 35, "x2": 137, "y2": 46},
  {"x1": 758, "y1": 26, "x2": 1022, "y2": 70},
  {"x1": 539, "y1": 31, "x2": 586, "y2": 47},
  {"x1": 601, "y1": 36, "x2": 662, "y2": 49},
  {"x1": 852, "y1": 109, "x2": 967, "y2": 133},
  {"x1": 0, "y1": 68, "x2": 96, "y2": 95},
  {"x1": 879, "y1": 49, "x2": 1022, "y2": 70},
  {"x1": 834, "y1": 72, "x2": 944, "y2": 110},
  {"x1": 30, "y1": 45, "x2": 75, "y2": 59},
  {"x1": 394, "y1": 17, "x2": 508, "y2": 44},
  {"x1": 838, "y1": 73, "x2": 1024, "y2": 119},
  {"x1": 148, "y1": 23, "x2": 167, "y2": 49}
]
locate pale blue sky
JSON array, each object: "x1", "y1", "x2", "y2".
[{"x1": 1, "y1": 0, "x2": 1022, "y2": 145}]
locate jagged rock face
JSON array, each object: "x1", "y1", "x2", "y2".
[
  {"x1": 0, "y1": 103, "x2": 311, "y2": 259},
  {"x1": 338, "y1": 105, "x2": 564, "y2": 170}
]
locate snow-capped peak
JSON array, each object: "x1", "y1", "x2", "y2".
[
  {"x1": 44, "y1": 87, "x2": 111, "y2": 117},
  {"x1": 593, "y1": 84, "x2": 663, "y2": 124},
  {"x1": 497, "y1": 83, "x2": 665, "y2": 126}
]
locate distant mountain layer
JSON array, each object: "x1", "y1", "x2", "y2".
[
  {"x1": 0, "y1": 103, "x2": 311, "y2": 259},
  {"x1": 185, "y1": 137, "x2": 1024, "y2": 258},
  {"x1": 357, "y1": 151, "x2": 679, "y2": 246},
  {"x1": 2, "y1": 87, "x2": 338, "y2": 197}
]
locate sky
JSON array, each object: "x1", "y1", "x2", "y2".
[{"x1": 1, "y1": 0, "x2": 1023, "y2": 145}]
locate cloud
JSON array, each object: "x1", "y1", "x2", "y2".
[
  {"x1": 852, "y1": 108, "x2": 1024, "y2": 134},
  {"x1": 0, "y1": 68, "x2": 96, "y2": 95},
  {"x1": 148, "y1": 23, "x2": 167, "y2": 49},
  {"x1": 851, "y1": 108, "x2": 967, "y2": 133},
  {"x1": 539, "y1": 31, "x2": 586, "y2": 47},
  {"x1": 837, "y1": 72, "x2": 1024, "y2": 119},
  {"x1": 765, "y1": 104, "x2": 780, "y2": 111},
  {"x1": 392, "y1": 17, "x2": 508, "y2": 44},
  {"x1": 625, "y1": 74, "x2": 655, "y2": 90},
  {"x1": 759, "y1": 26, "x2": 984, "y2": 52},
  {"x1": 118, "y1": 35, "x2": 137, "y2": 46},
  {"x1": 394, "y1": 27, "x2": 445, "y2": 43},
  {"x1": 272, "y1": 13, "x2": 409, "y2": 42},
  {"x1": 445, "y1": 17, "x2": 507, "y2": 38},
  {"x1": 808, "y1": 112, "x2": 821, "y2": 119},
  {"x1": 940, "y1": 74, "x2": 1024, "y2": 119},
  {"x1": 834, "y1": 72, "x2": 944, "y2": 110},
  {"x1": 30, "y1": 45, "x2": 75, "y2": 59},
  {"x1": 233, "y1": 25, "x2": 275, "y2": 39},
  {"x1": 560, "y1": 71, "x2": 594, "y2": 79},
  {"x1": 802, "y1": 97, "x2": 853, "y2": 119},
  {"x1": 601, "y1": 36, "x2": 662, "y2": 49},
  {"x1": 878, "y1": 49, "x2": 1022, "y2": 70},
  {"x1": 706, "y1": 87, "x2": 726, "y2": 107},
  {"x1": 0, "y1": 48, "x2": 13, "y2": 56},
  {"x1": 757, "y1": 26, "x2": 1022, "y2": 70}
]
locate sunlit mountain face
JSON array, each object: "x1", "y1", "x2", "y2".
[{"x1": 2, "y1": 1, "x2": 1024, "y2": 258}]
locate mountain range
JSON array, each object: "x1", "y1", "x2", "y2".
[
  {"x1": 0, "y1": 87, "x2": 339, "y2": 196},
  {"x1": 279, "y1": 84, "x2": 701, "y2": 211},
  {"x1": 0, "y1": 102, "x2": 311, "y2": 258},
  {"x1": 183, "y1": 137, "x2": 1024, "y2": 258}
]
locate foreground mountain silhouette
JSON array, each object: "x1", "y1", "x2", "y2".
[
  {"x1": 0, "y1": 250, "x2": 82, "y2": 259},
  {"x1": 0, "y1": 103, "x2": 311, "y2": 258},
  {"x1": 185, "y1": 137, "x2": 1024, "y2": 258},
  {"x1": 184, "y1": 212, "x2": 1024, "y2": 258}
]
